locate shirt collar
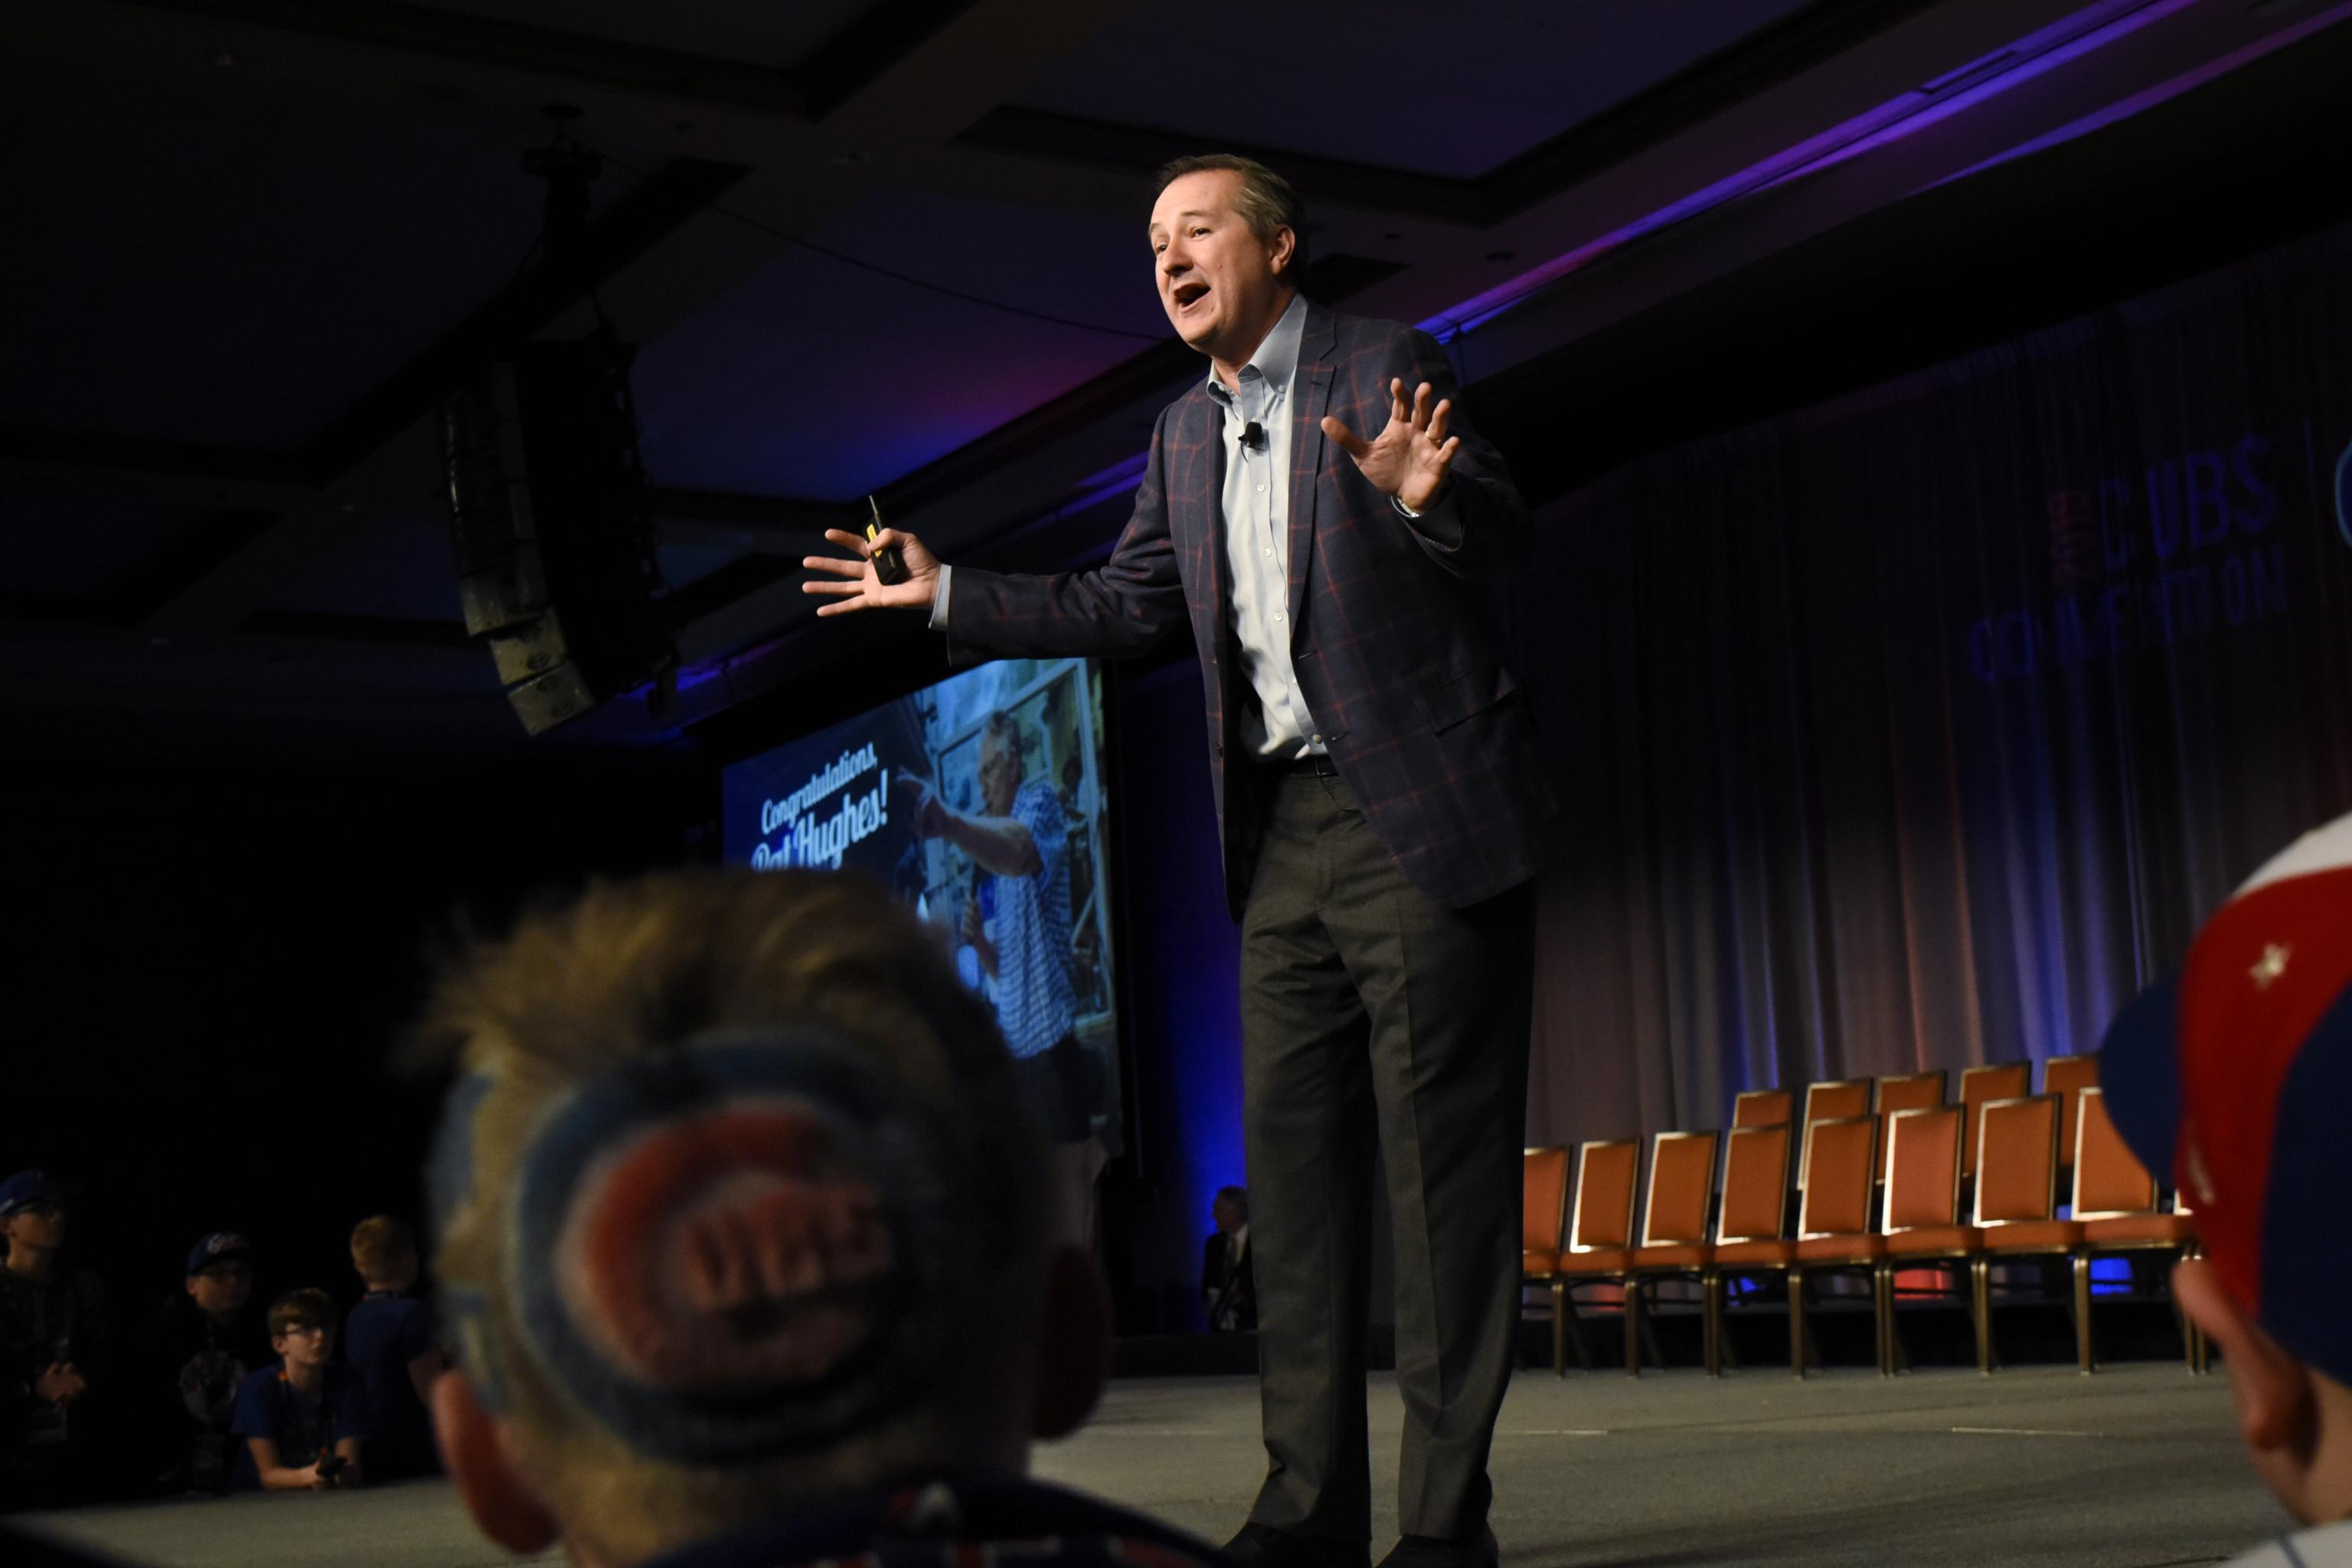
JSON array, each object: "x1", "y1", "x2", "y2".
[{"x1": 1207, "y1": 292, "x2": 1307, "y2": 404}]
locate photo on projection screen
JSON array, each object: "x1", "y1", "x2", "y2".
[{"x1": 721, "y1": 658, "x2": 1122, "y2": 1154}]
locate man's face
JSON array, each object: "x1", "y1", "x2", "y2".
[
  {"x1": 1150, "y1": 170, "x2": 1293, "y2": 364},
  {"x1": 273, "y1": 1321, "x2": 332, "y2": 1370},
  {"x1": 978, "y1": 732, "x2": 1023, "y2": 818},
  {"x1": 188, "y1": 1263, "x2": 253, "y2": 1319},
  {"x1": 1213, "y1": 1198, "x2": 1243, "y2": 1236},
  {"x1": 4, "y1": 1202, "x2": 67, "y2": 1251}
]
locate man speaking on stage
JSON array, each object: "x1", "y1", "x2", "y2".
[{"x1": 803, "y1": 154, "x2": 1552, "y2": 1568}]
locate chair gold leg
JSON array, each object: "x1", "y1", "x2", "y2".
[
  {"x1": 1550, "y1": 1279, "x2": 1566, "y2": 1377},
  {"x1": 1873, "y1": 1263, "x2": 1893, "y2": 1377},
  {"x1": 1972, "y1": 1256, "x2": 1994, "y2": 1374},
  {"x1": 1624, "y1": 1279, "x2": 1642, "y2": 1377},
  {"x1": 1703, "y1": 1269, "x2": 1720, "y2": 1378},
  {"x1": 2073, "y1": 1252, "x2": 2095, "y2": 1374},
  {"x1": 1789, "y1": 1268, "x2": 1808, "y2": 1379}
]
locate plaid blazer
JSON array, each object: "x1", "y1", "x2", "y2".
[{"x1": 946, "y1": 302, "x2": 1554, "y2": 916}]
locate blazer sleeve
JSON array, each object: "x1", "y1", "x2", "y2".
[
  {"x1": 943, "y1": 406, "x2": 1191, "y2": 668},
  {"x1": 1378, "y1": 328, "x2": 1530, "y2": 583}
]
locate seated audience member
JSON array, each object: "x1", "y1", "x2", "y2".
[
  {"x1": 2102, "y1": 811, "x2": 2352, "y2": 1566},
  {"x1": 230, "y1": 1289, "x2": 366, "y2": 1491},
  {"x1": 414, "y1": 869, "x2": 1223, "y2": 1568},
  {"x1": 139, "y1": 1233, "x2": 267, "y2": 1494},
  {"x1": 1201, "y1": 1187, "x2": 1256, "y2": 1333},
  {"x1": 0, "y1": 1171, "x2": 110, "y2": 1511},
  {"x1": 344, "y1": 1215, "x2": 443, "y2": 1478}
]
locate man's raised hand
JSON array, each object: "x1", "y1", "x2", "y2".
[
  {"x1": 1321, "y1": 377, "x2": 1458, "y2": 514},
  {"x1": 801, "y1": 526, "x2": 941, "y2": 616}
]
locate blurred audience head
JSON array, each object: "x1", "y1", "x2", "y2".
[
  {"x1": 2102, "y1": 811, "x2": 2352, "y2": 1527},
  {"x1": 350, "y1": 1215, "x2": 419, "y2": 1292},
  {"x1": 0, "y1": 1171, "x2": 69, "y2": 1266},
  {"x1": 1213, "y1": 1187, "x2": 1248, "y2": 1234},
  {"x1": 267, "y1": 1289, "x2": 338, "y2": 1368},
  {"x1": 413, "y1": 869, "x2": 1104, "y2": 1568},
  {"x1": 185, "y1": 1232, "x2": 256, "y2": 1321}
]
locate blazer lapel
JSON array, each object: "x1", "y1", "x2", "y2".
[
  {"x1": 1286, "y1": 305, "x2": 1338, "y2": 630},
  {"x1": 1167, "y1": 387, "x2": 1227, "y2": 633}
]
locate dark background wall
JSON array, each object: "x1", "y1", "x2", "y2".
[{"x1": 0, "y1": 756, "x2": 708, "y2": 1325}]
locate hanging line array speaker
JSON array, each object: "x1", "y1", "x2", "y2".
[{"x1": 439, "y1": 327, "x2": 675, "y2": 736}]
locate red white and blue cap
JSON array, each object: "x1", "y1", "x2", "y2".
[{"x1": 2099, "y1": 812, "x2": 2352, "y2": 1387}]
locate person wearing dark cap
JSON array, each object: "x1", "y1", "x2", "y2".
[
  {"x1": 413, "y1": 869, "x2": 1227, "y2": 1568},
  {"x1": 0, "y1": 1171, "x2": 110, "y2": 1511},
  {"x1": 2100, "y1": 812, "x2": 2352, "y2": 1566},
  {"x1": 135, "y1": 1233, "x2": 267, "y2": 1494}
]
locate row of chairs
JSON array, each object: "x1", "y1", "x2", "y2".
[{"x1": 1522, "y1": 1069, "x2": 2204, "y2": 1379}]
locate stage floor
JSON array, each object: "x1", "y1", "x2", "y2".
[{"x1": 16, "y1": 1364, "x2": 2288, "y2": 1568}]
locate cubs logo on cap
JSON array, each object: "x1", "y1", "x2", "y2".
[{"x1": 2099, "y1": 812, "x2": 2352, "y2": 1387}]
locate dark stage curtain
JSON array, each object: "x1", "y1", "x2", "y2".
[{"x1": 1520, "y1": 221, "x2": 2352, "y2": 1146}]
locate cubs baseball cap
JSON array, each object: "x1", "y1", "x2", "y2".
[
  {"x1": 186, "y1": 1233, "x2": 255, "y2": 1276},
  {"x1": 2098, "y1": 812, "x2": 2352, "y2": 1387},
  {"x1": 0, "y1": 1171, "x2": 65, "y2": 1216}
]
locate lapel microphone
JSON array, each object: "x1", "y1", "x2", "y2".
[{"x1": 1241, "y1": 420, "x2": 1266, "y2": 452}]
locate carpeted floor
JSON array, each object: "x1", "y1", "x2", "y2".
[{"x1": 13, "y1": 1362, "x2": 2287, "y2": 1568}]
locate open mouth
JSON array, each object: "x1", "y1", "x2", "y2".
[{"x1": 1173, "y1": 281, "x2": 1210, "y2": 312}]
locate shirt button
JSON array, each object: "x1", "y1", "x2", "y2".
[
  {"x1": 1273, "y1": 612, "x2": 1285, "y2": 622},
  {"x1": 1312, "y1": 733, "x2": 1322, "y2": 744},
  {"x1": 1256, "y1": 483, "x2": 1266, "y2": 493},
  {"x1": 1263, "y1": 548, "x2": 1273, "y2": 558}
]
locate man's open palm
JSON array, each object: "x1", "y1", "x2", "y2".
[
  {"x1": 1321, "y1": 377, "x2": 1457, "y2": 514},
  {"x1": 802, "y1": 526, "x2": 941, "y2": 616}
]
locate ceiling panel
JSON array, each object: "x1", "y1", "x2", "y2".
[
  {"x1": 630, "y1": 186, "x2": 1171, "y2": 499},
  {"x1": 1, "y1": 496, "x2": 213, "y2": 598},
  {"x1": 273, "y1": 514, "x2": 466, "y2": 622},
  {"x1": 397, "y1": 0, "x2": 879, "y2": 70},
  {"x1": 0, "y1": 42, "x2": 649, "y2": 452},
  {"x1": 1011, "y1": 0, "x2": 1820, "y2": 178}
]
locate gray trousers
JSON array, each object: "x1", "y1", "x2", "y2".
[{"x1": 1240, "y1": 768, "x2": 1535, "y2": 1544}]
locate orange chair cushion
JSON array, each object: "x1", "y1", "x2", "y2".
[
  {"x1": 1522, "y1": 1250, "x2": 1560, "y2": 1276},
  {"x1": 1979, "y1": 1220, "x2": 2084, "y2": 1251},
  {"x1": 1712, "y1": 1240, "x2": 1793, "y2": 1268},
  {"x1": 2080, "y1": 1214, "x2": 2196, "y2": 1247},
  {"x1": 1630, "y1": 1243, "x2": 1709, "y2": 1271},
  {"x1": 1554, "y1": 1248, "x2": 1631, "y2": 1276},
  {"x1": 1796, "y1": 1233, "x2": 1886, "y2": 1263},
  {"x1": 1885, "y1": 1225, "x2": 1983, "y2": 1256}
]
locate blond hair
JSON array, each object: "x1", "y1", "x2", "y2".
[
  {"x1": 349, "y1": 1215, "x2": 416, "y2": 1283},
  {"x1": 415, "y1": 870, "x2": 1050, "y2": 1565}
]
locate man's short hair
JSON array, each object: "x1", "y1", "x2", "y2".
[
  {"x1": 268, "y1": 1289, "x2": 335, "y2": 1340},
  {"x1": 415, "y1": 870, "x2": 1051, "y2": 1565},
  {"x1": 350, "y1": 1215, "x2": 416, "y2": 1279},
  {"x1": 1155, "y1": 153, "x2": 1311, "y2": 293}
]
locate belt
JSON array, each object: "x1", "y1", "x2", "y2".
[{"x1": 1261, "y1": 751, "x2": 1339, "y2": 776}]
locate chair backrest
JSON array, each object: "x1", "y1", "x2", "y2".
[
  {"x1": 1567, "y1": 1139, "x2": 1641, "y2": 1253},
  {"x1": 1799, "y1": 1078, "x2": 1873, "y2": 1188},
  {"x1": 1641, "y1": 1131, "x2": 1719, "y2": 1247},
  {"x1": 2043, "y1": 1054, "x2": 2099, "y2": 1168},
  {"x1": 1717, "y1": 1122, "x2": 1792, "y2": 1243},
  {"x1": 1973, "y1": 1095, "x2": 2061, "y2": 1226},
  {"x1": 1873, "y1": 1070, "x2": 1948, "y2": 1179},
  {"x1": 1883, "y1": 1105, "x2": 1964, "y2": 1231},
  {"x1": 1797, "y1": 1116, "x2": 1877, "y2": 1238},
  {"x1": 1959, "y1": 1062, "x2": 2031, "y2": 1178},
  {"x1": 1733, "y1": 1087, "x2": 1793, "y2": 1129},
  {"x1": 1522, "y1": 1146, "x2": 1571, "y2": 1253},
  {"x1": 2071, "y1": 1088, "x2": 2159, "y2": 1219}
]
